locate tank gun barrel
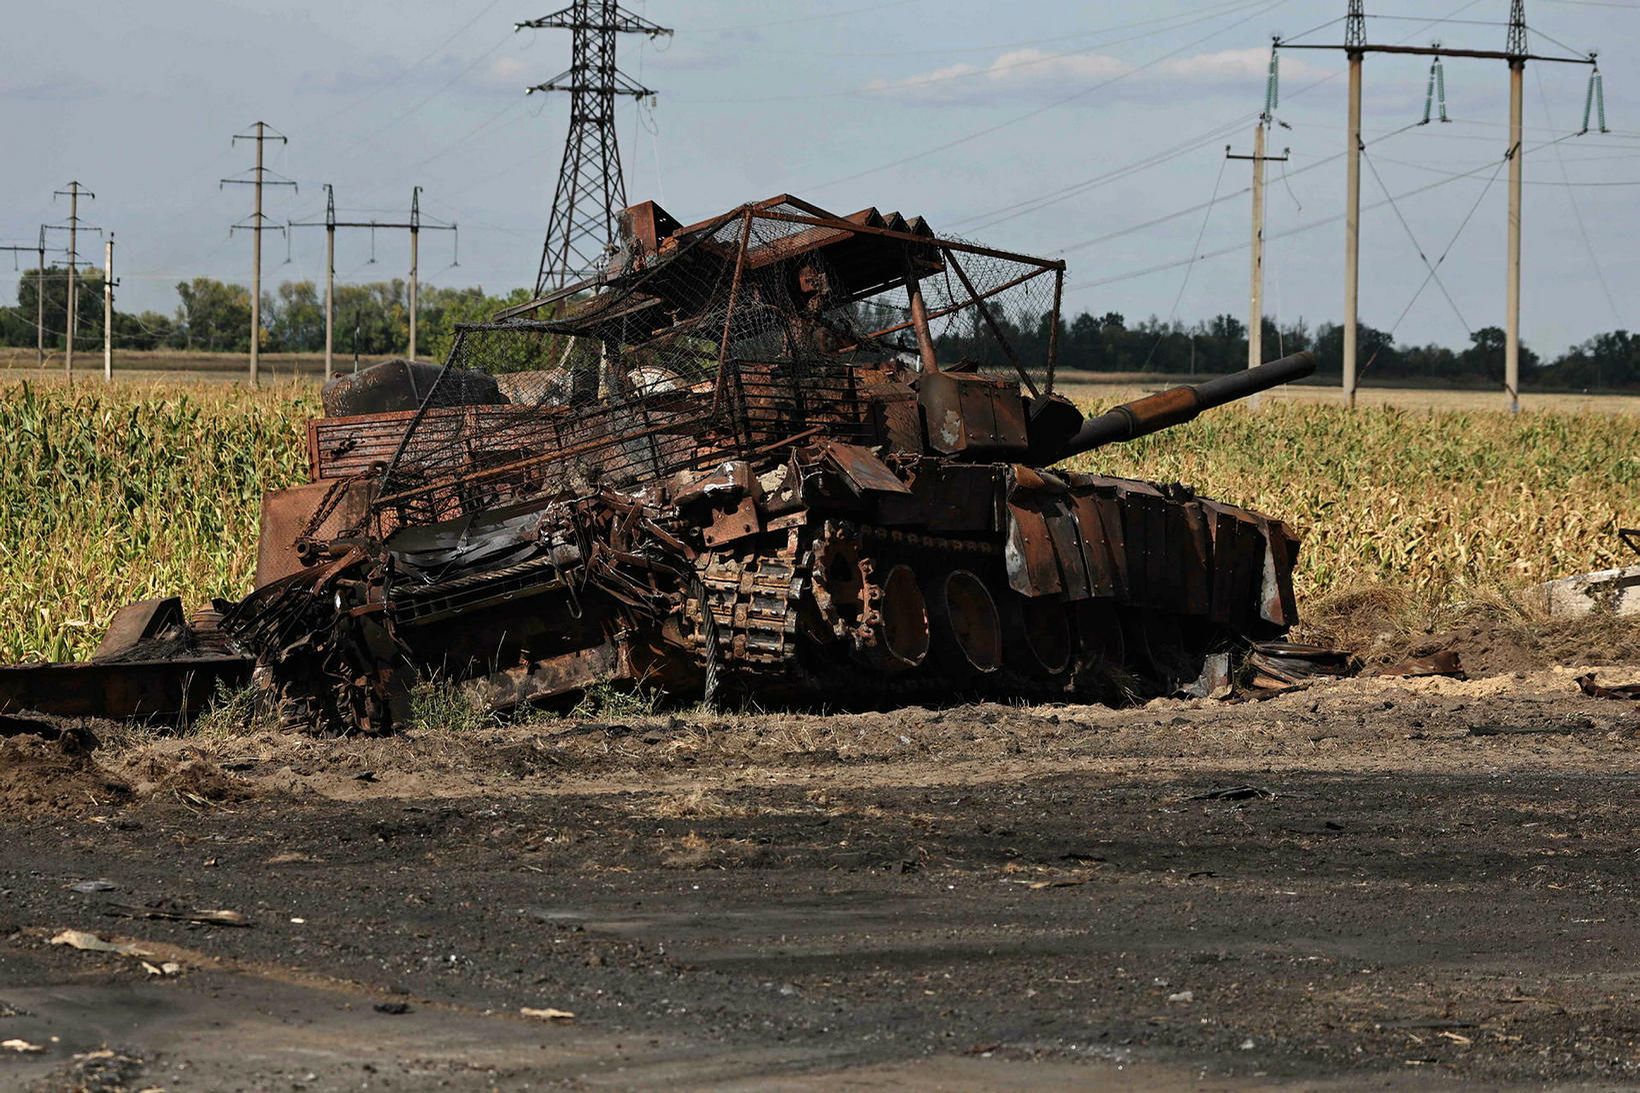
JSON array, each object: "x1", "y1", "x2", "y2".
[{"x1": 1054, "y1": 350, "x2": 1316, "y2": 461}]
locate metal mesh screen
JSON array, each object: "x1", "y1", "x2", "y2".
[{"x1": 367, "y1": 200, "x2": 1062, "y2": 535}]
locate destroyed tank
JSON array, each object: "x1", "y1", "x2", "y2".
[{"x1": 225, "y1": 195, "x2": 1316, "y2": 734}]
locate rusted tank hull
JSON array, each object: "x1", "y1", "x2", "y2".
[{"x1": 215, "y1": 195, "x2": 1313, "y2": 734}]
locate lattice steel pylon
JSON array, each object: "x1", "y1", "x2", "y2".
[
  {"x1": 1506, "y1": 0, "x2": 1527, "y2": 58},
  {"x1": 1345, "y1": 0, "x2": 1366, "y2": 50},
  {"x1": 518, "y1": 2, "x2": 672, "y2": 295}
]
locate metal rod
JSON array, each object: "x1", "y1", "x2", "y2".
[
  {"x1": 1281, "y1": 42, "x2": 1591, "y2": 64},
  {"x1": 748, "y1": 209, "x2": 1065, "y2": 270},
  {"x1": 863, "y1": 265, "x2": 1052, "y2": 342},
  {"x1": 942, "y1": 247, "x2": 1037, "y2": 396},
  {"x1": 902, "y1": 249, "x2": 940, "y2": 374},
  {"x1": 712, "y1": 210, "x2": 755, "y2": 419},
  {"x1": 1046, "y1": 267, "x2": 1064, "y2": 394}
]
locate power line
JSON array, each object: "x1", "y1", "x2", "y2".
[
  {"x1": 675, "y1": 0, "x2": 1274, "y2": 104},
  {"x1": 803, "y1": 0, "x2": 1296, "y2": 194},
  {"x1": 1144, "y1": 156, "x2": 1231, "y2": 369},
  {"x1": 1535, "y1": 65, "x2": 1622, "y2": 327}
]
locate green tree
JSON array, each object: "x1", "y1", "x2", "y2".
[{"x1": 174, "y1": 278, "x2": 251, "y2": 351}]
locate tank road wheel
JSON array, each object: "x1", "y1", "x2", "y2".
[
  {"x1": 1000, "y1": 593, "x2": 1073, "y2": 679},
  {"x1": 861, "y1": 563, "x2": 931, "y2": 673},
  {"x1": 926, "y1": 568, "x2": 1004, "y2": 679},
  {"x1": 813, "y1": 536, "x2": 930, "y2": 674},
  {"x1": 1120, "y1": 608, "x2": 1212, "y2": 697}
]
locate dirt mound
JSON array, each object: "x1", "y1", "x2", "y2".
[
  {"x1": 122, "y1": 754, "x2": 259, "y2": 808},
  {"x1": 0, "y1": 735, "x2": 131, "y2": 818}
]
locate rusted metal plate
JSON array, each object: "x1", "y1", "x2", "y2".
[
  {"x1": 1045, "y1": 509, "x2": 1091, "y2": 600},
  {"x1": 255, "y1": 478, "x2": 375, "y2": 589},
  {"x1": 918, "y1": 372, "x2": 1028, "y2": 456},
  {"x1": 819, "y1": 441, "x2": 913, "y2": 497},
  {"x1": 461, "y1": 641, "x2": 627, "y2": 711},
  {"x1": 1179, "y1": 502, "x2": 1212, "y2": 617},
  {"x1": 1068, "y1": 494, "x2": 1115, "y2": 598},
  {"x1": 1261, "y1": 520, "x2": 1301, "y2": 627},
  {"x1": 92, "y1": 597, "x2": 185, "y2": 662},
  {"x1": 890, "y1": 461, "x2": 1003, "y2": 532},
  {"x1": 701, "y1": 494, "x2": 762, "y2": 547},
  {"x1": 1004, "y1": 501, "x2": 1062, "y2": 597},
  {"x1": 0, "y1": 656, "x2": 250, "y2": 723}
]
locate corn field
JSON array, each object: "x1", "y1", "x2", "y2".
[
  {"x1": 0, "y1": 382, "x2": 314, "y2": 662},
  {"x1": 0, "y1": 381, "x2": 1635, "y2": 663}
]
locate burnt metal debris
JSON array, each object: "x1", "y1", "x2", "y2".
[{"x1": 10, "y1": 195, "x2": 1319, "y2": 733}]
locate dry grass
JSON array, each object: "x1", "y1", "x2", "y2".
[{"x1": 1065, "y1": 399, "x2": 1640, "y2": 604}]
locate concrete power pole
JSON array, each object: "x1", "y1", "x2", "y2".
[
  {"x1": 53, "y1": 182, "x2": 95, "y2": 379},
  {"x1": 36, "y1": 230, "x2": 45, "y2": 369},
  {"x1": 291, "y1": 187, "x2": 454, "y2": 370},
  {"x1": 1344, "y1": 5, "x2": 1363, "y2": 410},
  {"x1": 0, "y1": 234, "x2": 61, "y2": 369},
  {"x1": 223, "y1": 122, "x2": 295, "y2": 387},
  {"x1": 1505, "y1": 0, "x2": 1527, "y2": 414},
  {"x1": 103, "y1": 234, "x2": 117, "y2": 381},
  {"x1": 1280, "y1": 0, "x2": 1596, "y2": 411},
  {"x1": 1228, "y1": 122, "x2": 1289, "y2": 383},
  {"x1": 409, "y1": 187, "x2": 421, "y2": 362}
]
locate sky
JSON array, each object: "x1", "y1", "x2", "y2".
[{"x1": 3, "y1": 0, "x2": 1638, "y2": 356}]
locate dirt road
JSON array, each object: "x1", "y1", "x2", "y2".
[{"x1": 3, "y1": 664, "x2": 1639, "y2": 1090}]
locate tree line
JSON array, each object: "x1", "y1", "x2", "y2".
[{"x1": 3, "y1": 270, "x2": 1637, "y2": 389}]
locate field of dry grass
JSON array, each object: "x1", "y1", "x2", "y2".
[{"x1": 0, "y1": 373, "x2": 1635, "y2": 663}]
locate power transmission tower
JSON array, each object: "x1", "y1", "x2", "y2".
[
  {"x1": 289, "y1": 186, "x2": 456, "y2": 376},
  {"x1": 1281, "y1": 1, "x2": 1598, "y2": 412},
  {"x1": 222, "y1": 122, "x2": 296, "y2": 387},
  {"x1": 52, "y1": 182, "x2": 97, "y2": 378},
  {"x1": 517, "y1": 1, "x2": 672, "y2": 296}
]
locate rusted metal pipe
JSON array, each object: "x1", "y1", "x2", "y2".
[{"x1": 1056, "y1": 350, "x2": 1316, "y2": 460}]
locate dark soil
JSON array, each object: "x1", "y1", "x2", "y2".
[{"x1": 2, "y1": 663, "x2": 1639, "y2": 1089}]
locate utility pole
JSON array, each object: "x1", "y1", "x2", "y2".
[
  {"x1": 1228, "y1": 122, "x2": 1289, "y2": 380},
  {"x1": 1281, "y1": 1, "x2": 1596, "y2": 411},
  {"x1": 290, "y1": 187, "x2": 454, "y2": 370},
  {"x1": 518, "y1": 1, "x2": 672, "y2": 296},
  {"x1": 1344, "y1": 1, "x2": 1364, "y2": 408},
  {"x1": 223, "y1": 122, "x2": 295, "y2": 387},
  {"x1": 53, "y1": 182, "x2": 95, "y2": 379},
  {"x1": 410, "y1": 187, "x2": 421, "y2": 362},
  {"x1": 0, "y1": 233, "x2": 64, "y2": 369},
  {"x1": 1505, "y1": 0, "x2": 1526, "y2": 413},
  {"x1": 35, "y1": 230, "x2": 45, "y2": 369},
  {"x1": 103, "y1": 234, "x2": 117, "y2": 381}
]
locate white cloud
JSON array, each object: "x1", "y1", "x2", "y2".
[
  {"x1": 478, "y1": 56, "x2": 532, "y2": 91},
  {"x1": 1158, "y1": 48, "x2": 1321, "y2": 85},
  {"x1": 870, "y1": 46, "x2": 1320, "y2": 105},
  {"x1": 868, "y1": 47, "x2": 1131, "y2": 102}
]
